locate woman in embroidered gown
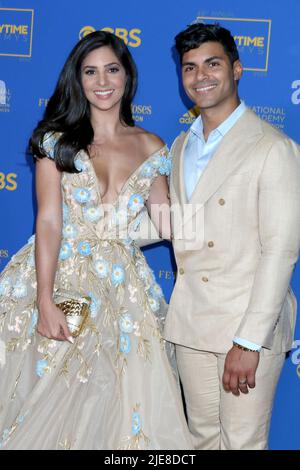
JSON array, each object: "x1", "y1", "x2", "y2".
[{"x1": 0, "y1": 31, "x2": 192, "y2": 450}]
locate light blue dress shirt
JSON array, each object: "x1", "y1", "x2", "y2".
[{"x1": 183, "y1": 101, "x2": 261, "y2": 352}]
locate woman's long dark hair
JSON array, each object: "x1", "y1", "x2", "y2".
[{"x1": 30, "y1": 31, "x2": 137, "y2": 172}]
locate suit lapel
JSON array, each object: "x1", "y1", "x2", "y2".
[
  {"x1": 171, "y1": 130, "x2": 189, "y2": 206},
  {"x1": 189, "y1": 109, "x2": 263, "y2": 207}
]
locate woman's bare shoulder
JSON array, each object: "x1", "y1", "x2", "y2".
[{"x1": 131, "y1": 126, "x2": 165, "y2": 157}]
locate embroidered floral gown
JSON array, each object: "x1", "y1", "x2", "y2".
[{"x1": 0, "y1": 133, "x2": 192, "y2": 450}]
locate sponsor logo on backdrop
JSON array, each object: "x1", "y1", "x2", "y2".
[
  {"x1": 0, "y1": 80, "x2": 11, "y2": 112},
  {"x1": 38, "y1": 98, "x2": 49, "y2": 108},
  {"x1": 0, "y1": 172, "x2": 17, "y2": 191},
  {"x1": 0, "y1": 8, "x2": 34, "y2": 57},
  {"x1": 196, "y1": 16, "x2": 271, "y2": 72},
  {"x1": 38, "y1": 99, "x2": 151, "y2": 122},
  {"x1": 291, "y1": 80, "x2": 300, "y2": 105},
  {"x1": 251, "y1": 105, "x2": 286, "y2": 130},
  {"x1": 291, "y1": 340, "x2": 300, "y2": 378},
  {"x1": 132, "y1": 104, "x2": 152, "y2": 122},
  {"x1": 79, "y1": 26, "x2": 141, "y2": 47},
  {"x1": 179, "y1": 106, "x2": 200, "y2": 125},
  {"x1": 79, "y1": 26, "x2": 96, "y2": 38},
  {"x1": 158, "y1": 270, "x2": 176, "y2": 281}
]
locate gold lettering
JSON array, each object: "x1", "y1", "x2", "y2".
[
  {"x1": 0, "y1": 24, "x2": 28, "y2": 35},
  {"x1": 257, "y1": 37, "x2": 264, "y2": 47},
  {"x1": 234, "y1": 36, "x2": 264, "y2": 47},
  {"x1": 234, "y1": 35, "x2": 243, "y2": 46},
  {"x1": 0, "y1": 173, "x2": 5, "y2": 190},
  {"x1": 6, "y1": 173, "x2": 17, "y2": 191},
  {"x1": 128, "y1": 28, "x2": 141, "y2": 47}
]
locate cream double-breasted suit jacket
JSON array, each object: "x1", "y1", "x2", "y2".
[{"x1": 164, "y1": 109, "x2": 300, "y2": 354}]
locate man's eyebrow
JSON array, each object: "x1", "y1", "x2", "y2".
[
  {"x1": 182, "y1": 56, "x2": 225, "y2": 67},
  {"x1": 204, "y1": 55, "x2": 224, "y2": 63},
  {"x1": 182, "y1": 61, "x2": 196, "y2": 67}
]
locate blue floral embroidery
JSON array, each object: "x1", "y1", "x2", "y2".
[
  {"x1": 36, "y1": 359, "x2": 49, "y2": 377},
  {"x1": 77, "y1": 241, "x2": 92, "y2": 256},
  {"x1": 59, "y1": 241, "x2": 72, "y2": 260},
  {"x1": 123, "y1": 237, "x2": 135, "y2": 255},
  {"x1": 112, "y1": 264, "x2": 125, "y2": 285},
  {"x1": 62, "y1": 224, "x2": 77, "y2": 239},
  {"x1": 12, "y1": 283, "x2": 27, "y2": 299},
  {"x1": 94, "y1": 258, "x2": 109, "y2": 278},
  {"x1": 0, "y1": 278, "x2": 11, "y2": 296},
  {"x1": 140, "y1": 162, "x2": 155, "y2": 178},
  {"x1": 41, "y1": 132, "x2": 56, "y2": 159},
  {"x1": 149, "y1": 283, "x2": 164, "y2": 299},
  {"x1": 150, "y1": 155, "x2": 162, "y2": 169},
  {"x1": 128, "y1": 194, "x2": 144, "y2": 213},
  {"x1": 84, "y1": 206, "x2": 102, "y2": 223},
  {"x1": 119, "y1": 313, "x2": 134, "y2": 333},
  {"x1": 120, "y1": 334, "x2": 131, "y2": 354},
  {"x1": 0, "y1": 428, "x2": 10, "y2": 447},
  {"x1": 62, "y1": 203, "x2": 69, "y2": 222},
  {"x1": 74, "y1": 157, "x2": 86, "y2": 172},
  {"x1": 28, "y1": 309, "x2": 38, "y2": 337},
  {"x1": 158, "y1": 155, "x2": 172, "y2": 176},
  {"x1": 16, "y1": 415, "x2": 25, "y2": 424},
  {"x1": 148, "y1": 296, "x2": 160, "y2": 312},
  {"x1": 0, "y1": 411, "x2": 29, "y2": 448},
  {"x1": 2, "y1": 429, "x2": 10, "y2": 440},
  {"x1": 137, "y1": 265, "x2": 149, "y2": 281},
  {"x1": 131, "y1": 213, "x2": 142, "y2": 231},
  {"x1": 73, "y1": 188, "x2": 91, "y2": 204},
  {"x1": 138, "y1": 264, "x2": 156, "y2": 285},
  {"x1": 132, "y1": 412, "x2": 142, "y2": 435},
  {"x1": 88, "y1": 292, "x2": 101, "y2": 318}
]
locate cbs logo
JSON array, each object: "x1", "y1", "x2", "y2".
[
  {"x1": 79, "y1": 26, "x2": 141, "y2": 47},
  {"x1": 0, "y1": 173, "x2": 17, "y2": 191}
]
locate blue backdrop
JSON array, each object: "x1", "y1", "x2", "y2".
[{"x1": 0, "y1": 0, "x2": 299, "y2": 449}]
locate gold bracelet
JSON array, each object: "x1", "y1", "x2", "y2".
[{"x1": 232, "y1": 342, "x2": 258, "y2": 353}]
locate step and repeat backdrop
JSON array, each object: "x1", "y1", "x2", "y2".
[{"x1": 0, "y1": 0, "x2": 299, "y2": 449}]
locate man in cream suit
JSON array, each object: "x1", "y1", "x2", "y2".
[{"x1": 164, "y1": 23, "x2": 300, "y2": 450}]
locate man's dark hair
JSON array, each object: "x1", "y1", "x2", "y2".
[{"x1": 175, "y1": 23, "x2": 239, "y2": 65}]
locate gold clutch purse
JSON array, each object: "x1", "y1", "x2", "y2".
[{"x1": 54, "y1": 290, "x2": 91, "y2": 338}]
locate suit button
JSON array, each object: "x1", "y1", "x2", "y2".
[
  {"x1": 202, "y1": 276, "x2": 209, "y2": 282},
  {"x1": 208, "y1": 241, "x2": 214, "y2": 248},
  {"x1": 219, "y1": 198, "x2": 225, "y2": 206},
  {"x1": 179, "y1": 268, "x2": 185, "y2": 275}
]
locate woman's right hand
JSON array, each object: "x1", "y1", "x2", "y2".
[{"x1": 37, "y1": 299, "x2": 74, "y2": 343}]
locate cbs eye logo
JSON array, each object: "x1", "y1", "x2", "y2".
[
  {"x1": 79, "y1": 26, "x2": 141, "y2": 47},
  {"x1": 0, "y1": 173, "x2": 17, "y2": 191}
]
